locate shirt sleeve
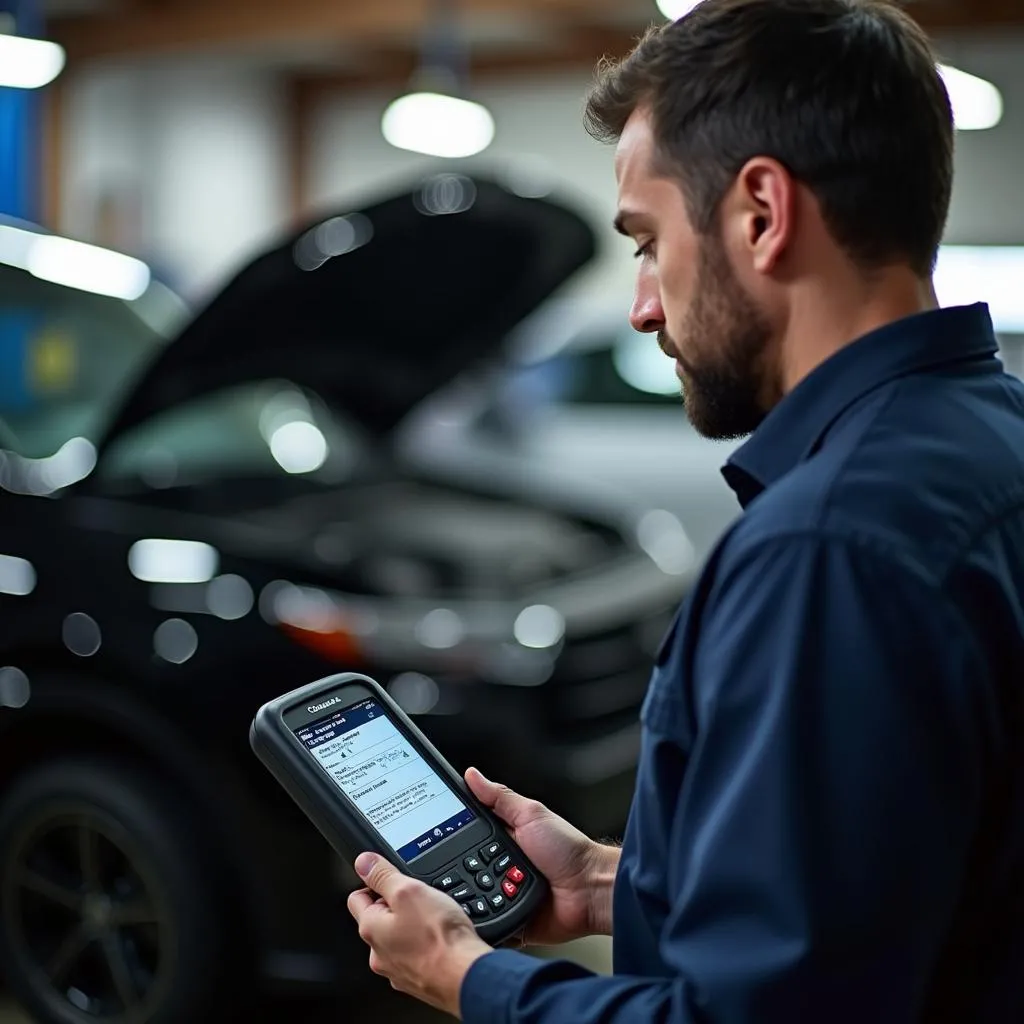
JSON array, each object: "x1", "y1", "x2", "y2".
[{"x1": 459, "y1": 532, "x2": 999, "y2": 1024}]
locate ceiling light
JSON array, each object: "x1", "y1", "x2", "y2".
[
  {"x1": 28, "y1": 233, "x2": 151, "y2": 300},
  {"x1": 382, "y1": 91, "x2": 495, "y2": 159},
  {"x1": 938, "y1": 64, "x2": 1003, "y2": 131},
  {"x1": 655, "y1": 0, "x2": 702, "y2": 20},
  {"x1": 0, "y1": 34, "x2": 65, "y2": 90}
]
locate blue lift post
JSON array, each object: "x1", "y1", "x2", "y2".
[{"x1": 0, "y1": 0, "x2": 45, "y2": 222}]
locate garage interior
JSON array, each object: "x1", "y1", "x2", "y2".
[{"x1": 2, "y1": 0, "x2": 1024, "y2": 1022}]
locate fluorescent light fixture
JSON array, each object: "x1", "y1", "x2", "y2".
[
  {"x1": 29, "y1": 234, "x2": 150, "y2": 301},
  {"x1": 935, "y1": 246, "x2": 1024, "y2": 334},
  {"x1": 655, "y1": 0, "x2": 702, "y2": 19},
  {"x1": 269, "y1": 421, "x2": 328, "y2": 475},
  {"x1": 0, "y1": 34, "x2": 65, "y2": 90},
  {"x1": 938, "y1": 64, "x2": 1003, "y2": 131},
  {"x1": 129, "y1": 539, "x2": 219, "y2": 584},
  {"x1": 382, "y1": 92, "x2": 495, "y2": 159}
]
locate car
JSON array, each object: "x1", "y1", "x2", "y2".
[
  {"x1": 0, "y1": 174, "x2": 694, "y2": 1024},
  {"x1": 400, "y1": 297, "x2": 743, "y2": 565}
]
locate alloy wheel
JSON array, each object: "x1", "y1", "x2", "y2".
[{"x1": 2, "y1": 802, "x2": 177, "y2": 1023}]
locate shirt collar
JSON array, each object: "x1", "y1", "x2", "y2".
[{"x1": 722, "y1": 303, "x2": 999, "y2": 507}]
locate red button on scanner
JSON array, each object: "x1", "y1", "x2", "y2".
[
  {"x1": 501, "y1": 879, "x2": 518, "y2": 899},
  {"x1": 506, "y1": 866, "x2": 525, "y2": 885}
]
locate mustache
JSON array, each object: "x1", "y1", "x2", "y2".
[{"x1": 658, "y1": 330, "x2": 698, "y2": 379}]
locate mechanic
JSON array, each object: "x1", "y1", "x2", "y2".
[{"x1": 347, "y1": 1, "x2": 1024, "y2": 1021}]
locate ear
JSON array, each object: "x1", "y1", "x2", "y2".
[{"x1": 731, "y1": 157, "x2": 796, "y2": 275}]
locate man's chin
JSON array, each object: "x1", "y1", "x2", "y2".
[{"x1": 683, "y1": 395, "x2": 760, "y2": 442}]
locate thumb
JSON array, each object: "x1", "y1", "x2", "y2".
[
  {"x1": 354, "y1": 852, "x2": 401, "y2": 898},
  {"x1": 465, "y1": 766, "x2": 502, "y2": 806},
  {"x1": 465, "y1": 767, "x2": 529, "y2": 827}
]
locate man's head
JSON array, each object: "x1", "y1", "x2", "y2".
[{"x1": 586, "y1": 0, "x2": 955, "y2": 439}]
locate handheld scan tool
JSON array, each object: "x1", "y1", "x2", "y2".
[{"x1": 250, "y1": 673, "x2": 547, "y2": 945}]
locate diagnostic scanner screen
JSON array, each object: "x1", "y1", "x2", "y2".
[{"x1": 295, "y1": 699, "x2": 476, "y2": 863}]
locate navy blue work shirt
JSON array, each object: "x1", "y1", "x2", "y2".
[{"x1": 461, "y1": 303, "x2": 1024, "y2": 1023}]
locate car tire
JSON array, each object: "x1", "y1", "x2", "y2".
[{"x1": 0, "y1": 756, "x2": 250, "y2": 1024}]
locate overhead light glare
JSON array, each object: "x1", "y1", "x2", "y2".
[
  {"x1": 0, "y1": 224, "x2": 151, "y2": 301},
  {"x1": 382, "y1": 92, "x2": 495, "y2": 159},
  {"x1": 938, "y1": 63, "x2": 1003, "y2": 131},
  {"x1": 269, "y1": 421, "x2": 328, "y2": 475},
  {"x1": 129, "y1": 539, "x2": 219, "y2": 584},
  {"x1": 0, "y1": 34, "x2": 65, "y2": 90},
  {"x1": 28, "y1": 234, "x2": 151, "y2": 301},
  {"x1": 613, "y1": 336, "x2": 681, "y2": 396},
  {"x1": 655, "y1": 0, "x2": 702, "y2": 20}
]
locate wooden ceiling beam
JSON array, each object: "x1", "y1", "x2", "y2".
[
  {"x1": 299, "y1": 24, "x2": 641, "y2": 92},
  {"x1": 284, "y1": 0, "x2": 1024, "y2": 101},
  {"x1": 50, "y1": 0, "x2": 625, "y2": 65},
  {"x1": 50, "y1": 0, "x2": 1024, "y2": 71}
]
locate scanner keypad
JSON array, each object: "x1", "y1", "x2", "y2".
[{"x1": 434, "y1": 843, "x2": 531, "y2": 920}]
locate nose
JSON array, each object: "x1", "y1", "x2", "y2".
[{"x1": 629, "y1": 272, "x2": 665, "y2": 335}]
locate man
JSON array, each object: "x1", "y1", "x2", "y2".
[{"x1": 348, "y1": 1, "x2": 1024, "y2": 1020}]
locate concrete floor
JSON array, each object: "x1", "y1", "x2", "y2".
[{"x1": 0, "y1": 938, "x2": 613, "y2": 1023}]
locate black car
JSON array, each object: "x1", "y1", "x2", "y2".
[{"x1": 0, "y1": 174, "x2": 693, "y2": 1024}]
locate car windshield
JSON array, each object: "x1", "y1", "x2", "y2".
[
  {"x1": 499, "y1": 323, "x2": 682, "y2": 412},
  {"x1": 0, "y1": 262, "x2": 371, "y2": 490},
  {"x1": 0, "y1": 264, "x2": 174, "y2": 459}
]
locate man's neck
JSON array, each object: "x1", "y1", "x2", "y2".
[{"x1": 780, "y1": 269, "x2": 939, "y2": 395}]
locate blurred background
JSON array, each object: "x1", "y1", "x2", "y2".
[{"x1": 0, "y1": 0, "x2": 1022, "y2": 1021}]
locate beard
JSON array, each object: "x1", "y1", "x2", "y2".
[{"x1": 664, "y1": 232, "x2": 774, "y2": 441}]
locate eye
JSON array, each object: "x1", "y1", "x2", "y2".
[{"x1": 633, "y1": 240, "x2": 654, "y2": 260}]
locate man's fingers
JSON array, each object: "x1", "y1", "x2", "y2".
[
  {"x1": 354, "y1": 852, "x2": 407, "y2": 902},
  {"x1": 347, "y1": 887, "x2": 378, "y2": 923},
  {"x1": 465, "y1": 767, "x2": 533, "y2": 828}
]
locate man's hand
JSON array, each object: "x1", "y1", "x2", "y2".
[
  {"x1": 465, "y1": 767, "x2": 620, "y2": 945},
  {"x1": 347, "y1": 852, "x2": 492, "y2": 1017}
]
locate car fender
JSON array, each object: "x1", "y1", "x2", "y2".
[{"x1": 0, "y1": 670, "x2": 273, "y2": 953}]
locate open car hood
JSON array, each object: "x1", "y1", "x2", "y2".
[{"x1": 98, "y1": 173, "x2": 596, "y2": 448}]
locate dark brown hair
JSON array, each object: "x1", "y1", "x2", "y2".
[{"x1": 585, "y1": 0, "x2": 954, "y2": 277}]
